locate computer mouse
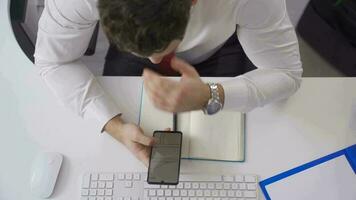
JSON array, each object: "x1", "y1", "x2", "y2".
[{"x1": 30, "y1": 152, "x2": 63, "y2": 198}]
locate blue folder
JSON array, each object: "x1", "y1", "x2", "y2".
[{"x1": 259, "y1": 144, "x2": 356, "y2": 200}]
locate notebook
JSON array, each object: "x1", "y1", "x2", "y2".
[
  {"x1": 139, "y1": 88, "x2": 245, "y2": 162},
  {"x1": 259, "y1": 144, "x2": 356, "y2": 200}
]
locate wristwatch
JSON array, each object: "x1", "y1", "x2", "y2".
[{"x1": 203, "y1": 83, "x2": 223, "y2": 115}]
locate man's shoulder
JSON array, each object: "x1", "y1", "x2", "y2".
[
  {"x1": 47, "y1": 0, "x2": 99, "y2": 23},
  {"x1": 237, "y1": 0, "x2": 286, "y2": 29}
]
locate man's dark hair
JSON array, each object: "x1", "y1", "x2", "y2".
[{"x1": 98, "y1": 0, "x2": 192, "y2": 57}]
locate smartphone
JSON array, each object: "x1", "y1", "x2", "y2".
[{"x1": 147, "y1": 131, "x2": 182, "y2": 185}]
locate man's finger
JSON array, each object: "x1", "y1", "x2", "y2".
[
  {"x1": 135, "y1": 147, "x2": 150, "y2": 167},
  {"x1": 171, "y1": 57, "x2": 199, "y2": 78},
  {"x1": 133, "y1": 132, "x2": 155, "y2": 146}
]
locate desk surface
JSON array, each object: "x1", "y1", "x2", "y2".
[{"x1": 1, "y1": 0, "x2": 356, "y2": 199}]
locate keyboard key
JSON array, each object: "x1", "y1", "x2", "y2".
[
  {"x1": 234, "y1": 175, "x2": 243, "y2": 182},
  {"x1": 196, "y1": 190, "x2": 203, "y2": 197},
  {"x1": 223, "y1": 183, "x2": 230, "y2": 189},
  {"x1": 89, "y1": 189, "x2": 96, "y2": 196},
  {"x1": 157, "y1": 189, "x2": 164, "y2": 196},
  {"x1": 231, "y1": 183, "x2": 238, "y2": 190},
  {"x1": 235, "y1": 191, "x2": 242, "y2": 197},
  {"x1": 105, "y1": 189, "x2": 113, "y2": 196},
  {"x1": 174, "y1": 197, "x2": 181, "y2": 200},
  {"x1": 89, "y1": 197, "x2": 96, "y2": 200},
  {"x1": 247, "y1": 183, "x2": 257, "y2": 190},
  {"x1": 98, "y1": 189, "x2": 105, "y2": 196},
  {"x1": 117, "y1": 173, "x2": 125, "y2": 180},
  {"x1": 243, "y1": 191, "x2": 256, "y2": 198},
  {"x1": 161, "y1": 185, "x2": 168, "y2": 189},
  {"x1": 166, "y1": 198, "x2": 173, "y2": 200},
  {"x1": 212, "y1": 190, "x2": 219, "y2": 197},
  {"x1": 125, "y1": 181, "x2": 133, "y2": 188},
  {"x1": 98, "y1": 181, "x2": 106, "y2": 188},
  {"x1": 100, "y1": 173, "x2": 114, "y2": 181},
  {"x1": 97, "y1": 197, "x2": 104, "y2": 200},
  {"x1": 227, "y1": 191, "x2": 235, "y2": 197},
  {"x1": 208, "y1": 183, "x2": 214, "y2": 189},
  {"x1": 106, "y1": 181, "x2": 113, "y2": 189},
  {"x1": 238, "y1": 183, "x2": 246, "y2": 190},
  {"x1": 144, "y1": 183, "x2": 160, "y2": 189},
  {"x1": 149, "y1": 190, "x2": 156, "y2": 196},
  {"x1": 165, "y1": 190, "x2": 172, "y2": 196},
  {"x1": 82, "y1": 174, "x2": 91, "y2": 189},
  {"x1": 204, "y1": 190, "x2": 211, "y2": 196},
  {"x1": 169, "y1": 185, "x2": 176, "y2": 189},
  {"x1": 215, "y1": 183, "x2": 223, "y2": 189},
  {"x1": 180, "y1": 175, "x2": 222, "y2": 182},
  {"x1": 158, "y1": 197, "x2": 165, "y2": 200},
  {"x1": 188, "y1": 190, "x2": 195, "y2": 197},
  {"x1": 173, "y1": 190, "x2": 180, "y2": 196},
  {"x1": 244, "y1": 175, "x2": 256, "y2": 183},
  {"x1": 91, "y1": 181, "x2": 98, "y2": 189},
  {"x1": 219, "y1": 190, "x2": 227, "y2": 197},
  {"x1": 192, "y1": 183, "x2": 199, "y2": 189},
  {"x1": 104, "y1": 197, "x2": 112, "y2": 200},
  {"x1": 223, "y1": 176, "x2": 234, "y2": 182},
  {"x1": 199, "y1": 183, "x2": 207, "y2": 189},
  {"x1": 125, "y1": 173, "x2": 133, "y2": 180},
  {"x1": 91, "y1": 173, "x2": 99, "y2": 181},
  {"x1": 182, "y1": 197, "x2": 189, "y2": 200},
  {"x1": 177, "y1": 183, "x2": 184, "y2": 189},
  {"x1": 81, "y1": 189, "x2": 89, "y2": 196},
  {"x1": 184, "y1": 183, "x2": 191, "y2": 189},
  {"x1": 133, "y1": 173, "x2": 141, "y2": 180},
  {"x1": 180, "y1": 190, "x2": 187, "y2": 196}
]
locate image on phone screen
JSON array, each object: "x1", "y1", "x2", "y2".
[{"x1": 147, "y1": 131, "x2": 182, "y2": 185}]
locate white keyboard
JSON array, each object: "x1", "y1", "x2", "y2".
[{"x1": 81, "y1": 172, "x2": 259, "y2": 200}]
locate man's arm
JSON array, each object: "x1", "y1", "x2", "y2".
[
  {"x1": 34, "y1": 0, "x2": 120, "y2": 130},
  {"x1": 34, "y1": 0, "x2": 155, "y2": 166},
  {"x1": 220, "y1": 0, "x2": 303, "y2": 112}
]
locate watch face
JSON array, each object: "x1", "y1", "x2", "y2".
[{"x1": 207, "y1": 100, "x2": 222, "y2": 115}]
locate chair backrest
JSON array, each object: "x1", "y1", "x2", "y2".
[{"x1": 10, "y1": 0, "x2": 99, "y2": 63}]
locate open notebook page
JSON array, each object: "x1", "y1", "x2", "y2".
[{"x1": 188, "y1": 111, "x2": 244, "y2": 161}]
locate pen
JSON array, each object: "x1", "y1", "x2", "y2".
[{"x1": 173, "y1": 113, "x2": 177, "y2": 132}]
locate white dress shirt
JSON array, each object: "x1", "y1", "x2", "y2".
[{"x1": 34, "y1": 0, "x2": 303, "y2": 132}]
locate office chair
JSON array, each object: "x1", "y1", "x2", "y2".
[
  {"x1": 10, "y1": 0, "x2": 99, "y2": 63},
  {"x1": 297, "y1": 0, "x2": 356, "y2": 76}
]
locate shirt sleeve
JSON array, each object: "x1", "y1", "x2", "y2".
[
  {"x1": 220, "y1": 0, "x2": 303, "y2": 112},
  {"x1": 34, "y1": 0, "x2": 120, "y2": 132}
]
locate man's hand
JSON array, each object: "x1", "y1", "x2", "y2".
[
  {"x1": 143, "y1": 57, "x2": 212, "y2": 112},
  {"x1": 104, "y1": 115, "x2": 155, "y2": 167}
]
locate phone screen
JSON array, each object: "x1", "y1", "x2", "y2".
[{"x1": 147, "y1": 131, "x2": 182, "y2": 185}]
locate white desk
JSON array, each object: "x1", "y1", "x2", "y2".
[{"x1": 1, "y1": 0, "x2": 356, "y2": 199}]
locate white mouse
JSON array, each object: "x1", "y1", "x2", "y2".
[{"x1": 30, "y1": 152, "x2": 63, "y2": 198}]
